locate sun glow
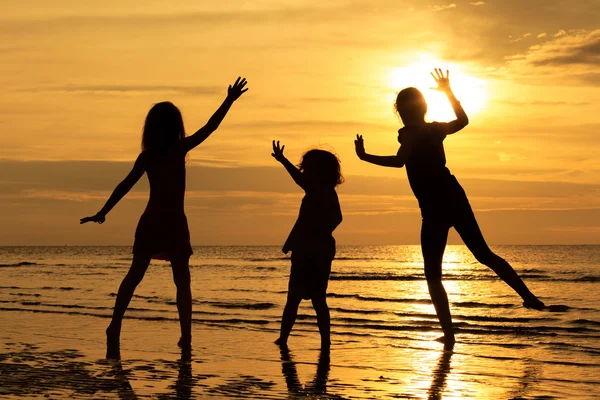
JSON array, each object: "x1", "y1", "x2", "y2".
[{"x1": 388, "y1": 55, "x2": 488, "y2": 122}]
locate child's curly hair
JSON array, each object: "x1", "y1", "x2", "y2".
[{"x1": 299, "y1": 149, "x2": 344, "y2": 187}]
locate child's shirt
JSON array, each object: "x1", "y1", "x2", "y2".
[
  {"x1": 400, "y1": 122, "x2": 465, "y2": 215},
  {"x1": 282, "y1": 187, "x2": 342, "y2": 258}
]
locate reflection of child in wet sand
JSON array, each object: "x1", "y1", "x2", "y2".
[
  {"x1": 354, "y1": 68, "x2": 544, "y2": 346},
  {"x1": 271, "y1": 142, "x2": 343, "y2": 349},
  {"x1": 80, "y1": 78, "x2": 248, "y2": 357}
]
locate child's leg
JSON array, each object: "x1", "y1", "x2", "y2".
[
  {"x1": 107, "y1": 253, "x2": 152, "y2": 335},
  {"x1": 453, "y1": 211, "x2": 544, "y2": 309},
  {"x1": 311, "y1": 296, "x2": 330, "y2": 348},
  {"x1": 421, "y1": 219, "x2": 455, "y2": 344},
  {"x1": 276, "y1": 293, "x2": 302, "y2": 346},
  {"x1": 170, "y1": 253, "x2": 192, "y2": 347}
]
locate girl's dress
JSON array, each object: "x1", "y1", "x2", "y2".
[
  {"x1": 132, "y1": 143, "x2": 193, "y2": 261},
  {"x1": 283, "y1": 187, "x2": 342, "y2": 299}
]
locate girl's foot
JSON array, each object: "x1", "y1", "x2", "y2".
[
  {"x1": 435, "y1": 334, "x2": 455, "y2": 348},
  {"x1": 523, "y1": 296, "x2": 545, "y2": 311},
  {"x1": 106, "y1": 327, "x2": 120, "y2": 359},
  {"x1": 274, "y1": 337, "x2": 288, "y2": 347},
  {"x1": 177, "y1": 336, "x2": 192, "y2": 350}
]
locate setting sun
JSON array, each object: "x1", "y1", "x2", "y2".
[{"x1": 388, "y1": 55, "x2": 488, "y2": 122}]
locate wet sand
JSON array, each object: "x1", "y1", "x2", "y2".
[{"x1": 2, "y1": 309, "x2": 595, "y2": 399}]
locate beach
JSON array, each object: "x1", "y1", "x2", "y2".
[{"x1": 1, "y1": 245, "x2": 599, "y2": 398}]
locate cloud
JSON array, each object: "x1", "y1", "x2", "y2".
[
  {"x1": 504, "y1": 29, "x2": 600, "y2": 85},
  {"x1": 433, "y1": 4, "x2": 457, "y2": 11},
  {"x1": 537, "y1": 33, "x2": 547, "y2": 38},
  {"x1": 29, "y1": 84, "x2": 222, "y2": 96},
  {"x1": 554, "y1": 29, "x2": 566, "y2": 37},
  {"x1": 470, "y1": 1, "x2": 485, "y2": 5}
]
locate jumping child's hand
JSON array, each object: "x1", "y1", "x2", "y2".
[
  {"x1": 354, "y1": 134, "x2": 366, "y2": 160},
  {"x1": 80, "y1": 213, "x2": 106, "y2": 224},
  {"x1": 227, "y1": 77, "x2": 248, "y2": 101},
  {"x1": 271, "y1": 140, "x2": 286, "y2": 162},
  {"x1": 431, "y1": 68, "x2": 452, "y2": 93}
]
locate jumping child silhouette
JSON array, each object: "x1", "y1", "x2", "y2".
[
  {"x1": 81, "y1": 77, "x2": 248, "y2": 357},
  {"x1": 354, "y1": 69, "x2": 544, "y2": 346},
  {"x1": 271, "y1": 141, "x2": 343, "y2": 349}
]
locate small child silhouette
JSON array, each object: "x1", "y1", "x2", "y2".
[
  {"x1": 271, "y1": 141, "x2": 343, "y2": 349},
  {"x1": 355, "y1": 69, "x2": 544, "y2": 347},
  {"x1": 81, "y1": 77, "x2": 248, "y2": 358}
]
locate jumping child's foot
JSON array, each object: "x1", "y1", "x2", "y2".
[
  {"x1": 274, "y1": 337, "x2": 288, "y2": 348},
  {"x1": 522, "y1": 296, "x2": 545, "y2": 311},
  {"x1": 106, "y1": 327, "x2": 120, "y2": 359}
]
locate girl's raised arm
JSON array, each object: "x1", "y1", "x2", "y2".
[
  {"x1": 271, "y1": 140, "x2": 305, "y2": 189},
  {"x1": 182, "y1": 77, "x2": 248, "y2": 153},
  {"x1": 431, "y1": 68, "x2": 469, "y2": 135},
  {"x1": 80, "y1": 153, "x2": 147, "y2": 224}
]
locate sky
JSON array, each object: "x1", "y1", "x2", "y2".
[{"x1": 1, "y1": 0, "x2": 599, "y2": 245}]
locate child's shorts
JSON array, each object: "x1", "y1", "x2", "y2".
[{"x1": 288, "y1": 250, "x2": 333, "y2": 300}]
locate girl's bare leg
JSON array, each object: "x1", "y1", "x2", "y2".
[
  {"x1": 312, "y1": 296, "x2": 331, "y2": 348},
  {"x1": 106, "y1": 253, "x2": 152, "y2": 357},
  {"x1": 170, "y1": 253, "x2": 192, "y2": 348},
  {"x1": 275, "y1": 294, "x2": 302, "y2": 347}
]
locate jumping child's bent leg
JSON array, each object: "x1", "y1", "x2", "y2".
[
  {"x1": 276, "y1": 294, "x2": 302, "y2": 347},
  {"x1": 454, "y1": 211, "x2": 545, "y2": 310}
]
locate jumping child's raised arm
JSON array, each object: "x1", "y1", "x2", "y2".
[
  {"x1": 182, "y1": 77, "x2": 248, "y2": 153},
  {"x1": 431, "y1": 68, "x2": 469, "y2": 135},
  {"x1": 80, "y1": 152, "x2": 147, "y2": 224},
  {"x1": 271, "y1": 140, "x2": 305, "y2": 189}
]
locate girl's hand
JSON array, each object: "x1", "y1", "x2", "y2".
[
  {"x1": 227, "y1": 77, "x2": 248, "y2": 101},
  {"x1": 354, "y1": 134, "x2": 366, "y2": 159},
  {"x1": 271, "y1": 140, "x2": 286, "y2": 162},
  {"x1": 80, "y1": 213, "x2": 105, "y2": 224},
  {"x1": 431, "y1": 68, "x2": 451, "y2": 93}
]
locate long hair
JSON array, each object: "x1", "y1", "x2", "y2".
[
  {"x1": 141, "y1": 102, "x2": 186, "y2": 153},
  {"x1": 299, "y1": 149, "x2": 344, "y2": 187},
  {"x1": 394, "y1": 87, "x2": 427, "y2": 125}
]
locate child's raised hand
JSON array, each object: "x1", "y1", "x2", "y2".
[
  {"x1": 80, "y1": 213, "x2": 105, "y2": 225},
  {"x1": 431, "y1": 68, "x2": 451, "y2": 93},
  {"x1": 354, "y1": 134, "x2": 366, "y2": 159},
  {"x1": 271, "y1": 140, "x2": 286, "y2": 162},
  {"x1": 227, "y1": 77, "x2": 248, "y2": 101}
]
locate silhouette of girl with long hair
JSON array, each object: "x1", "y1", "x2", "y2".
[
  {"x1": 271, "y1": 142, "x2": 343, "y2": 349},
  {"x1": 354, "y1": 69, "x2": 544, "y2": 346},
  {"x1": 81, "y1": 77, "x2": 248, "y2": 357}
]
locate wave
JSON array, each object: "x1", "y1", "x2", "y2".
[
  {"x1": 0, "y1": 261, "x2": 39, "y2": 267},
  {"x1": 197, "y1": 300, "x2": 276, "y2": 310},
  {"x1": 327, "y1": 292, "x2": 432, "y2": 304},
  {"x1": 571, "y1": 319, "x2": 600, "y2": 327},
  {"x1": 329, "y1": 272, "x2": 598, "y2": 283}
]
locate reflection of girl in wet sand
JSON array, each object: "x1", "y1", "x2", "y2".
[
  {"x1": 354, "y1": 69, "x2": 544, "y2": 346},
  {"x1": 271, "y1": 142, "x2": 343, "y2": 349},
  {"x1": 81, "y1": 78, "x2": 248, "y2": 357}
]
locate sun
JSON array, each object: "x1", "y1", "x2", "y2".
[{"x1": 387, "y1": 55, "x2": 487, "y2": 122}]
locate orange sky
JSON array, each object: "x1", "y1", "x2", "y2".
[{"x1": 1, "y1": 0, "x2": 599, "y2": 245}]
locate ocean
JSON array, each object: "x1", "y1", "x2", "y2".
[{"x1": 1, "y1": 245, "x2": 599, "y2": 399}]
